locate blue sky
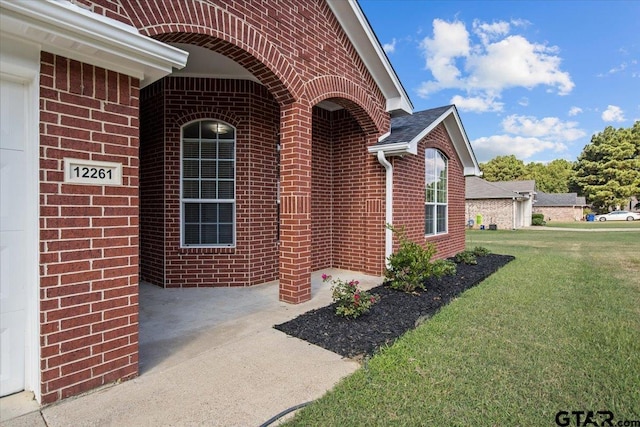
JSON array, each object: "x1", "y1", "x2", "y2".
[{"x1": 359, "y1": 0, "x2": 640, "y2": 164}]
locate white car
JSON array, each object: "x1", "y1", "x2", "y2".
[{"x1": 594, "y1": 210, "x2": 640, "y2": 221}]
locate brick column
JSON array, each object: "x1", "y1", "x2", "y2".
[
  {"x1": 279, "y1": 102, "x2": 312, "y2": 303},
  {"x1": 364, "y1": 133, "x2": 387, "y2": 276}
]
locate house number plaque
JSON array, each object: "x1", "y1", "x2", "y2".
[{"x1": 64, "y1": 158, "x2": 123, "y2": 185}]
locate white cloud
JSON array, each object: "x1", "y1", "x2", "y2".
[
  {"x1": 418, "y1": 19, "x2": 470, "y2": 93},
  {"x1": 450, "y1": 94, "x2": 503, "y2": 113},
  {"x1": 383, "y1": 38, "x2": 397, "y2": 54},
  {"x1": 417, "y1": 18, "x2": 574, "y2": 103},
  {"x1": 598, "y1": 60, "x2": 638, "y2": 77},
  {"x1": 608, "y1": 62, "x2": 627, "y2": 74},
  {"x1": 602, "y1": 105, "x2": 625, "y2": 122},
  {"x1": 518, "y1": 97, "x2": 529, "y2": 107},
  {"x1": 472, "y1": 19, "x2": 510, "y2": 45},
  {"x1": 466, "y1": 35, "x2": 574, "y2": 95},
  {"x1": 471, "y1": 115, "x2": 585, "y2": 161},
  {"x1": 568, "y1": 106, "x2": 583, "y2": 116},
  {"x1": 472, "y1": 135, "x2": 564, "y2": 162},
  {"x1": 502, "y1": 115, "x2": 586, "y2": 141}
]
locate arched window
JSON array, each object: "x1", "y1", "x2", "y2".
[
  {"x1": 425, "y1": 148, "x2": 447, "y2": 236},
  {"x1": 181, "y1": 120, "x2": 235, "y2": 247}
]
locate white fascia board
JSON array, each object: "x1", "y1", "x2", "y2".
[
  {"x1": 403, "y1": 105, "x2": 481, "y2": 175},
  {"x1": 442, "y1": 109, "x2": 481, "y2": 176},
  {"x1": 405, "y1": 107, "x2": 458, "y2": 156},
  {"x1": 326, "y1": 0, "x2": 412, "y2": 116},
  {"x1": 368, "y1": 142, "x2": 411, "y2": 156},
  {"x1": 0, "y1": 0, "x2": 188, "y2": 87},
  {"x1": 464, "y1": 166, "x2": 481, "y2": 176},
  {"x1": 386, "y1": 96, "x2": 413, "y2": 118},
  {"x1": 377, "y1": 131, "x2": 391, "y2": 142}
]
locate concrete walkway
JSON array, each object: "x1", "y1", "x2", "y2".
[
  {"x1": 1, "y1": 269, "x2": 382, "y2": 427},
  {"x1": 523, "y1": 225, "x2": 639, "y2": 232}
]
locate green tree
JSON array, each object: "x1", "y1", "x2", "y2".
[
  {"x1": 480, "y1": 155, "x2": 526, "y2": 182},
  {"x1": 573, "y1": 122, "x2": 640, "y2": 211},
  {"x1": 524, "y1": 159, "x2": 575, "y2": 193}
]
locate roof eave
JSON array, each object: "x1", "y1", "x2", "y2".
[
  {"x1": 443, "y1": 107, "x2": 482, "y2": 176},
  {"x1": 368, "y1": 142, "x2": 411, "y2": 156},
  {"x1": 404, "y1": 106, "x2": 481, "y2": 176},
  {"x1": 326, "y1": 0, "x2": 413, "y2": 116},
  {"x1": 0, "y1": 0, "x2": 188, "y2": 87}
]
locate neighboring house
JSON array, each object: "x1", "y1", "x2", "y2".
[
  {"x1": 0, "y1": 0, "x2": 479, "y2": 404},
  {"x1": 534, "y1": 193, "x2": 588, "y2": 222},
  {"x1": 465, "y1": 177, "x2": 535, "y2": 230}
]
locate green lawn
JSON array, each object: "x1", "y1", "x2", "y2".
[{"x1": 286, "y1": 229, "x2": 640, "y2": 426}]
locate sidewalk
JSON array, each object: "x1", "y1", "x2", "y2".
[
  {"x1": 1, "y1": 270, "x2": 382, "y2": 427},
  {"x1": 523, "y1": 225, "x2": 638, "y2": 232}
]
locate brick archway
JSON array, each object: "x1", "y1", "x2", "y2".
[
  {"x1": 302, "y1": 75, "x2": 387, "y2": 136},
  {"x1": 119, "y1": 0, "x2": 300, "y2": 105}
]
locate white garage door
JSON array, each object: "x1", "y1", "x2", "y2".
[{"x1": 0, "y1": 76, "x2": 28, "y2": 397}]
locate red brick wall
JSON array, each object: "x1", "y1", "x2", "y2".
[
  {"x1": 39, "y1": 52, "x2": 139, "y2": 404},
  {"x1": 140, "y1": 77, "x2": 280, "y2": 287},
  {"x1": 310, "y1": 108, "x2": 386, "y2": 275},
  {"x1": 141, "y1": 82, "x2": 383, "y2": 286},
  {"x1": 32, "y1": 0, "x2": 400, "y2": 406},
  {"x1": 392, "y1": 123, "x2": 466, "y2": 260},
  {"x1": 311, "y1": 108, "x2": 333, "y2": 270},
  {"x1": 139, "y1": 80, "x2": 165, "y2": 286},
  {"x1": 332, "y1": 110, "x2": 376, "y2": 271},
  {"x1": 76, "y1": 0, "x2": 390, "y2": 136}
]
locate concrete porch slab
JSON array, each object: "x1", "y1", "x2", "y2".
[{"x1": 1, "y1": 269, "x2": 382, "y2": 427}]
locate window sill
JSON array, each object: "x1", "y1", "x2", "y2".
[
  {"x1": 179, "y1": 246, "x2": 236, "y2": 254},
  {"x1": 425, "y1": 232, "x2": 448, "y2": 239}
]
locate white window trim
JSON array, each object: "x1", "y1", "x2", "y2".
[
  {"x1": 425, "y1": 148, "x2": 448, "y2": 237},
  {"x1": 179, "y1": 120, "x2": 237, "y2": 248}
]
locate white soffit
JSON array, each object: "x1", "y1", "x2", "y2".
[
  {"x1": 0, "y1": 0, "x2": 188, "y2": 87},
  {"x1": 326, "y1": 0, "x2": 412, "y2": 117},
  {"x1": 170, "y1": 43, "x2": 260, "y2": 83}
]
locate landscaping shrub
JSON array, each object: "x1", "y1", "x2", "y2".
[
  {"x1": 532, "y1": 213, "x2": 546, "y2": 226},
  {"x1": 472, "y1": 246, "x2": 491, "y2": 257},
  {"x1": 431, "y1": 259, "x2": 457, "y2": 278},
  {"x1": 323, "y1": 274, "x2": 378, "y2": 319},
  {"x1": 454, "y1": 250, "x2": 478, "y2": 265},
  {"x1": 384, "y1": 225, "x2": 455, "y2": 292}
]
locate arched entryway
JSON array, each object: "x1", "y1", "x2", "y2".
[{"x1": 128, "y1": 0, "x2": 391, "y2": 303}]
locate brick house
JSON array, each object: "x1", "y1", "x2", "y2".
[
  {"x1": 533, "y1": 192, "x2": 588, "y2": 222},
  {"x1": 0, "y1": 0, "x2": 479, "y2": 404},
  {"x1": 465, "y1": 177, "x2": 535, "y2": 230}
]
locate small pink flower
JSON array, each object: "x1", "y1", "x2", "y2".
[
  {"x1": 370, "y1": 297, "x2": 376, "y2": 303},
  {"x1": 322, "y1": 274, "x2": 330, "y2": 281}
]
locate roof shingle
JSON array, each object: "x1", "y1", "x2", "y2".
[
  {"x1": 376, "y1": 105, "x2": 453, "y2": 146},
  {"x1": 534, "y1": 192, "x2": 588, "y2": 207},
  {"x1": 465, "y1": 176, "x2": 535, "y2": 199}
]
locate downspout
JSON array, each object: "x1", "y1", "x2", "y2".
[{"x1": 377, "y1": 151, "x2": 393, "y2": 267}]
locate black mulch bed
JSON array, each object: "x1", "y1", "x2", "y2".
[{"x1": 274, "y1": 254, "x2": 515, "y2": 359}]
